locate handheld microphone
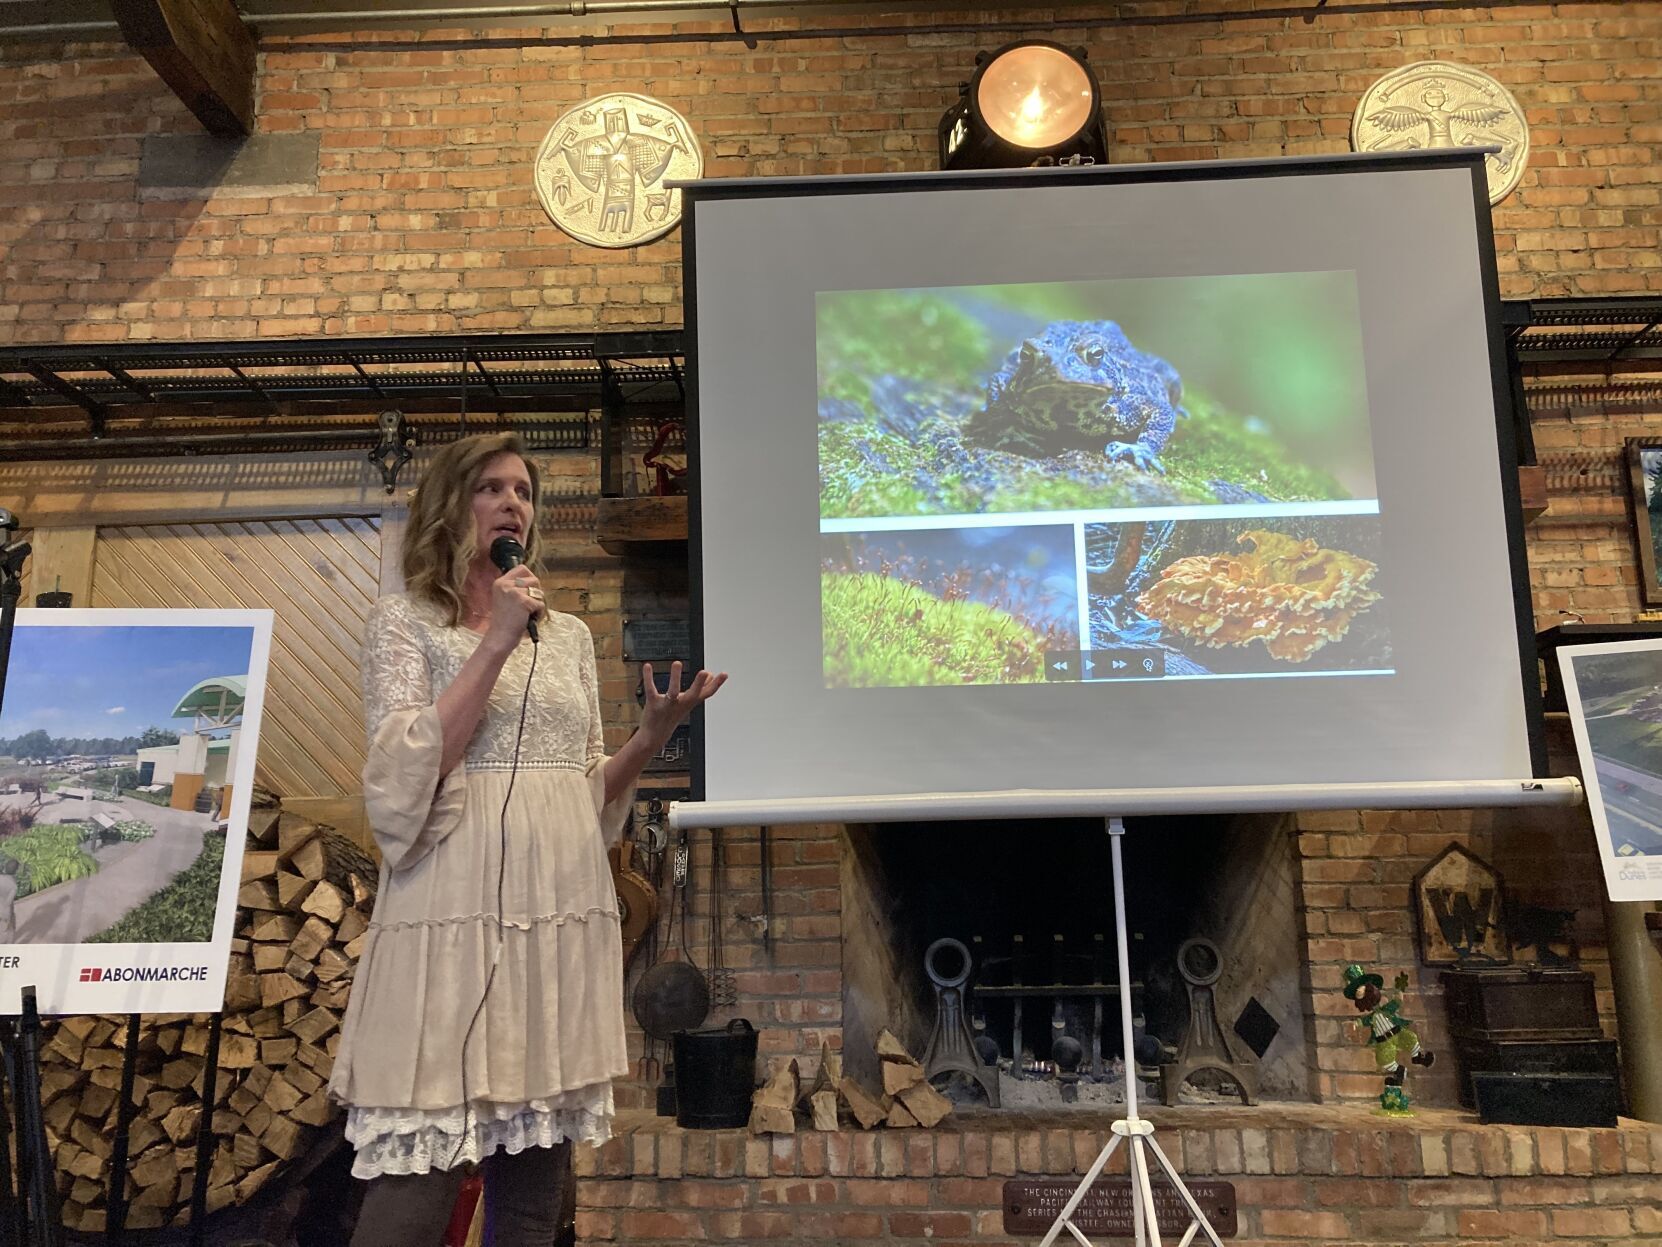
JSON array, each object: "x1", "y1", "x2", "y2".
[{"x1": 489, "y1": 535, "x2": 539, "y2": 644}]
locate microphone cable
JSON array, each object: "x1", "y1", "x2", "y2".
[{"x1": 445, "y1": 637, "x2": 537, "y2": 1173}]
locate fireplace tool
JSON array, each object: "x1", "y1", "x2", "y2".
[
  {"x1": 1157, "y1": 937, "x2": 1257, "y2": 1107},
  {"x1": 1038, "y1": 818, "x2": 1225, "y2": 1247},
  {"x1": 921, "y1": 938, "x2": 1000, "y2": 1107}
]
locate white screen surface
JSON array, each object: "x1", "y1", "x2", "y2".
[{"x1": 689, "y1": 157, "x2": 1535, "y2": 804}]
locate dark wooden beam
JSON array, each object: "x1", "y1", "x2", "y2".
[{"x1": 114, "y1": 0, "x2": 256, "y2": 137}]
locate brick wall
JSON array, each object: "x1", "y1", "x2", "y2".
[
  {"x1": 2, "y1": 3, "x2": 1660, "y2": 343},
  {"x1": 576, "y1": 1106, "x2": 1662, "y2": 1244}
]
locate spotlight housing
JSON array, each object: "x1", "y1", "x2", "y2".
[{"x1": 939, "y1": 40, "x2": 1108, "y2": 170}]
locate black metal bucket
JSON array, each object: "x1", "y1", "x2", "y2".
[{"x1": 672, "y1": 1018, "x2": 757, "y2": 1130}]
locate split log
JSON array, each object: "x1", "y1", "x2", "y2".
[
  {"x1": 875, "y1": 1029, "x2": 951, "y2": 1125},
  {"x1": 748, "y1": 1060, "x2": 799, "y2": 1135},
  {"x1": 877, "y1": 1028, "x2": 926, "y2": 1095},
  {"x1": 289, "y1": 837, "x2": 327, "y2": 883},
  {"x1": 882, "y1": 1059, "x2": 924, "y2": 1097},
  {"x1": 896, "y1": 1079, "x2": 953, "y2": 1128},
  {"x1": 809, "y1": 1089, "x2": 840, "y2": 1132},
  {"x1": 276, "y1": 872, "x2": 314, "y2": 908},
  {"x1": 838, "y1": 1076, "x2": 888, "y2": 1130}
]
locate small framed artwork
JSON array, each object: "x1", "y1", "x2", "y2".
[{"x1": 1626, "y1": 440, "x2": 1662, "y2": 607}]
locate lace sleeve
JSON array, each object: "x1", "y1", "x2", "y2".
[
  {"x1": 573, "y1": 615, "x2": 633, "y2": 845},
  {"x1": 359, "y1": 595, "x2": 468, "y2": 872},
  {"x1": 579, "y1": 617, "x2": 605, "y2": 766},
  {"x1": 362, "y1": 595, "x2": 430, "y2": 742}
]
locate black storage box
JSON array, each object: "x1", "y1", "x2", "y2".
[
  {"x1": 1450, "y1": 1034, "x2": 1619, "y2": 1109},
  {"x1": 1472, "y1": 1071, "x2": 1622, "y2": 1128},
  {"x1": 1441, "y1": 967, "x2": 1600, "y2": 1039}
]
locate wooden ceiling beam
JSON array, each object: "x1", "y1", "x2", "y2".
[{"x1": 114, "y1": 0, "x2": 256, "y2": 137}]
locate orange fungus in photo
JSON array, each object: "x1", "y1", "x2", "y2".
[{"x1": 1135, "y1": 530, "x2": 1381, "y2": 663}]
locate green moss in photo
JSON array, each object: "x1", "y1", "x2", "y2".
[
  {"x1": 817, "y1": 292, "x2": 990, "y2": 418},
  {"x1": 1160, "y1": 391, "x2": 1346, "y2": 503},
  {"x1": 822, "y1": 572, "x2": 1050, "y2": 686}
]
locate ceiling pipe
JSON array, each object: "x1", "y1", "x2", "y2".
[
  {"x1": 0, "y1": 0, "x2": 1607, "y2": 40},
  {"x1": 249, "y1": 0, "x2": 807, "y2": 22},
  {"x1": 0, "y1": 19, "x2": 120, "y2": 35},
  {"x1": 1, "y1": 0, "x2": 868, "y2": 39}
]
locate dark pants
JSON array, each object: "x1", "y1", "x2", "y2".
[{"x1": 350, "y1": 1142, "x2": 574, "y2": 1247}]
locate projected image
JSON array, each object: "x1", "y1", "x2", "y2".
[
  {"x1": 1565, "y1": 647, "x2": 1662, "y2": 858},
  {"x1": 821, "y1": 525, "x2": 1079, "y2": 687},
  {"x1": 817, "y1": 272, "x2": 1377, "y2": 520},
  {"x1": 1086, "y1": 515, "x2": 1392, "y2": 677}
]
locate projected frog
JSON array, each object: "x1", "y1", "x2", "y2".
[{"x1": 962, "y1": 321, "x2": 1185, "y2": 474}]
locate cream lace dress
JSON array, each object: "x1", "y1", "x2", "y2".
[{"x1": 329, "y1": 593, "x2": 634, "y2": 1179}]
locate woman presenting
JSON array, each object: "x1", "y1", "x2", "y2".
[{"x1": 330, "y1": 432, "x2": 724, "y2": 1246}]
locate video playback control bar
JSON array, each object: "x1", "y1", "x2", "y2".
[{"x1": 1044, "y1": 649, "x2": 1167, "y2": 682}]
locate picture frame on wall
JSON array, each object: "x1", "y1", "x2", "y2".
[{"x1": 1625, "y1": 439, "x2": 1662, "y2": 607}]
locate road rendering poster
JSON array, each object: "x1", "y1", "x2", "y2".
[
  {"x1": 1560, "y1": 637, "x2": 1662, "y2": 902},
  {"x1": 0, "y1": 609, "x2": 273, "y2": 1013}
]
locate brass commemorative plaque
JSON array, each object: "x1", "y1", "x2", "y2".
[{"x1": 1003, "y1": 1177, "x2": 1239, "y2": 1238}]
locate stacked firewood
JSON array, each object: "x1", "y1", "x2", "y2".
[
  {"x1": 45, "y1": 787, "x2": 378, "y2": 1232},
  {"x1": 749, "y1": 1030, "x2": 952, "y2": 1134}
]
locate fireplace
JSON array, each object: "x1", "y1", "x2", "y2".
[{"x1": 840, "y1": 814, "x2": 1312, "y2": 1108}]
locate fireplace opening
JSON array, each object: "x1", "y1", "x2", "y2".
[{"x1": 841, "y1": 813, "x2": 1311, "y2": 1108}]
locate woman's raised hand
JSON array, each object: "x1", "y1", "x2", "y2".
[{"x1": 639, "y1": 661, "x2": 728, "y2": 743}]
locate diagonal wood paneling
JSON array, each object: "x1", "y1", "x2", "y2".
[{"x1": 92, "y1": 518, "x2": 381, "y2": 798}]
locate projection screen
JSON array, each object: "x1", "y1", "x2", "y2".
[{"x1": 684, "y1": 151, "x2": 1541, "y2": 806}]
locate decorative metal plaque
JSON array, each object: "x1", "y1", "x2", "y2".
[
  {"x1": 1351, "y1": 60, "x2": 1530, "y2": 205},
  {"x1": 622, "y1": 616, "x2": 691, "y2": 663},
  {"x1": 1003, "y1": 1177, "x2": 1239, "y2": 1238},
  {"x1": 532, "y1": 92, "x2": 703, "y2": 248}
]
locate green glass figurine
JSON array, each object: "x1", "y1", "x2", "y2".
[{"x1": 1342, "y1": 963, "x2": 1435, "y2": 1115}]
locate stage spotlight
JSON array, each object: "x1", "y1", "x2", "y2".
[{"x1": 939, "y1": 40, "x2": 1108, "y2": 170}]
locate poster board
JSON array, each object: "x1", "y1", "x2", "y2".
[
  {"x1": 1559, "y1": 637, "x2": 1662, "y2": 902},
  {"x1": 0, "y1": 609, "x2": 273, "y2": 1013}
]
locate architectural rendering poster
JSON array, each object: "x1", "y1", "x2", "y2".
[
  {"x1": 0, "y1": 609, "x2": 273, "y2": 1014},
  {"x1": 1560, "y1": 638, "x2": 1662, "y2": 902}
]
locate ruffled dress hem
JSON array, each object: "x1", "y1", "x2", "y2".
[{"x1": 344, "y1": 1084, "x2": 615, "y2": 1179}]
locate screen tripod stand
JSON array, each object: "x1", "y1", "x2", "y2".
[{"x1": 1038, "y1": 818, "x2": 1224, "y2": 1247}]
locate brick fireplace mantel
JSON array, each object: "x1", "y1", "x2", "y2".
[{"x1": 576, "y1": 1105, "x2": 1662, "y2": 1245}]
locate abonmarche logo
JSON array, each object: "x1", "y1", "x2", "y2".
[{"x1": 79, "y1": 966, "x2": 210, "y2": 984}]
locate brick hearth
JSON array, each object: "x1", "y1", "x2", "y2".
[{"x1": 576, "y1": 1106, "x2": 1662, "y2": 1245}]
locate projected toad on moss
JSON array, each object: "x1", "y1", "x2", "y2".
[
  {"x1": 962, "y1": 320, "x2": 1183, "y2": 474},
  {"x1": 816, "y1": 275, "x2": 1379, "y2": 520}
]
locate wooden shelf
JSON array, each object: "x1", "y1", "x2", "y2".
[
  {"x1": 1519, "y1": 464, "x2": 1548, "y2": 524},
  {"x1": 596, "y1": 495, "x2": 687, "y2": 555}
]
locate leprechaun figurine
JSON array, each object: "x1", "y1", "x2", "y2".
[{"x1": 1342, "y1": 962, "x2": 1435, "y2": 1115}]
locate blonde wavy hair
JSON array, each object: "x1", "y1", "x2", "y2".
[{"x1": 402, "y1": 432, "x2": 542, "y2": 626}]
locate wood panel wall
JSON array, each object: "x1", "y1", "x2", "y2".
[
  {"x1": 12, "y1": 528, "x2": 30, "y2": 604},
  {"x1": 90, "y1": 518, "x2": 382, "y2": 798}
]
